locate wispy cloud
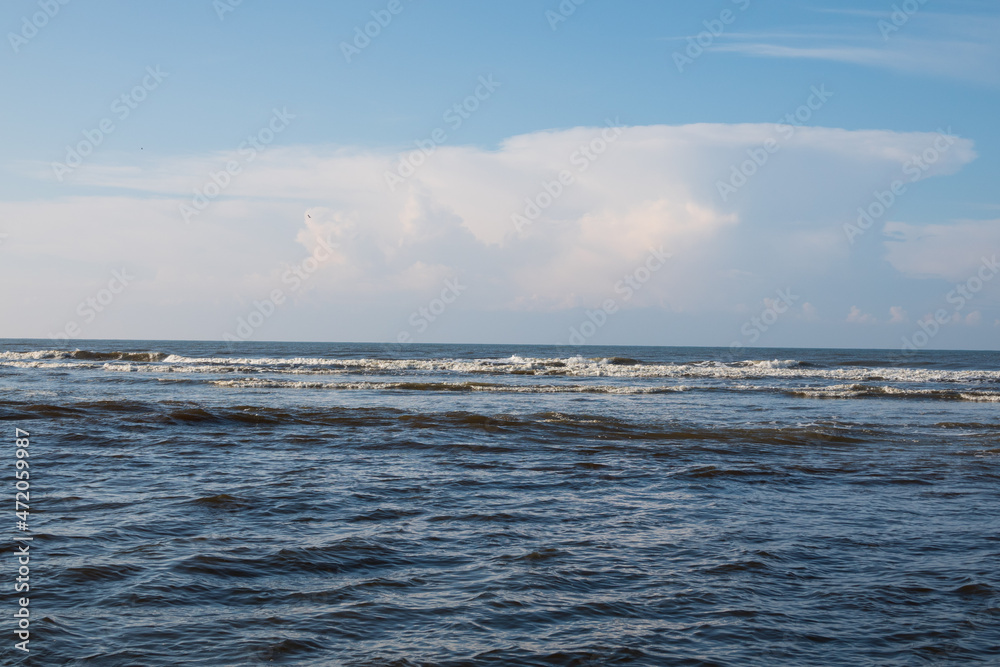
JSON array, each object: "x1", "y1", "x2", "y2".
[
  {"x1": 711, "y1": 12, "x2": 1000, "y2": 86},
  {"x1": 884, "y1": 219, "x2": 1000, "y2": 281}
]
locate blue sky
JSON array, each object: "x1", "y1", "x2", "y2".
[{"x1": 1, "y1": 0, "x2": 999, "y2": 349}]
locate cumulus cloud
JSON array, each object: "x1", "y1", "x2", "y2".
[
  {"x1": 0, "y1": 123, "x2": 981, "y2": 340},
  {"x1": 847, "y1": 306, "x2": 877, "y2": 324}
]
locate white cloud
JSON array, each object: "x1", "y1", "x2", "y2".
[
  {"x1": 888, "y1": 306, "x2": 908, "y2": 323},
  {"x1": 847, "y1": 306, "x2": 877, "y2": 324},
  {"x1": 0, "y1": 123, "x2": 980, "y2": 340},
  {"x1": 712, "y1": 14, "x2": 1000, "y2": 86}
]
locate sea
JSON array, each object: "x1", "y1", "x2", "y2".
[{"x1": 1, "y1": 339, "x2": 998, "y2": 666}]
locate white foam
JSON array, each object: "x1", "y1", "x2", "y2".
[
  {"x1": 0, "y1": 350, "x2": 68, "y2": 361},
  {"x1": 1, "y1": 360, "x2": 91, "y2": 370},
  {"x1": 208, "y1": 378, "x2": 692, "y2": 395},
  {"x1": 746, "y1": 359, "x2": 802, "y2": 369},
  {"x1": 789, "y1": 384, "x2": 1000, "y2": 402},
  {"x1": 4, "y1": 351, "x2": 1000, "y2": 385},
  {"x1": 103, "y1": 363, "x2": 136, "y2": 372}
]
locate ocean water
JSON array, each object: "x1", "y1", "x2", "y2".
[{"x1": 1, "y1": 339, "x2": 998, "y2": 665}]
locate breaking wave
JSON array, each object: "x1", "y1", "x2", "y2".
[{"x1": 3, "y1": 349, "x2": 999, "y2": 384}]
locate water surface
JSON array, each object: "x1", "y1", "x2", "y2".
[{"x1": 1, "y1": 340, "x2": 998, "y2": 665}]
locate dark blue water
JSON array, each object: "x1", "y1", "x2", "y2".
[{"x1": 1, "y1": 340, "x2": 998, "y2": 665}]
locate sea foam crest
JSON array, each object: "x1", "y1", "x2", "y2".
[
  {"x1": 0, "y1": 350, "x2": 68, "y2": 360},
  {"x1": 4, "y1": 350, "x2": 1000, "y2": 385}
]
